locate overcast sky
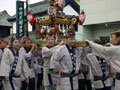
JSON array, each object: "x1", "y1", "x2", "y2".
[{"x1": 0, "y1": 0, "x2": 44, "y2": 16}]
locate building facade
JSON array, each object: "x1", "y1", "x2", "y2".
[
  {"x1": 79, "y1": 0, "x2": 120, "y2": 42},
  {"x1": 0, "y1": 10, "x2": 12, "y2": 38}
]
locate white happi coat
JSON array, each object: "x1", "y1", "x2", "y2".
[
  {"x1": 0, "y1": 49, "x2": 3, "y2": 70},
  {"x1": 115, "y1": 79, "x2": 120, "y2": 90},
  {"x1": 0, "y1": 49, "x2": 3, "y2": 64},
  {"x1": 88, "y1": 41, "x2": 120, "y2": 73},
  {"x1": 0, "y1": 48, "x2": 31, "y2": 90},
  {"x1": 19, "y1": 47, "x2": 35, "y2": 81},
  {"x1": 86, "y1": 53, "x2": 111, "y2": 89},
  {"x1": 88, "y1": 41, "x2": 120, "y2": 90},
  {"x1": 0, "y1": 49, "x2": 3, "y2": 76},
  {"x1": 32, "y1": 49, "x2": 43, "y2": 74},
  {"x1": 78, "y1": 64, "x2": 90, "y2": 80},
  {"x1": 42, "y1": 45, "x2": 61, "y2": 86},
  {"x1": 50, "y1": 45, "x2": 86, "y2": 90}
]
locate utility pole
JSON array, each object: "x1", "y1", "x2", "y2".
[{"x1": 26, "y1": 0, "x2": 29, "y2": 37}]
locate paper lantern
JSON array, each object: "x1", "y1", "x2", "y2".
[
  {"x1": 78, "y1": 12, "x2": 86, "y2": 25},
  {"x1": 27, "y1": 14, "x2": 35, "y2": 24}
]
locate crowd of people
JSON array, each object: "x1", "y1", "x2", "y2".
[{"x1": 0, "y1": 28, "x2": 120, "y2": 90}]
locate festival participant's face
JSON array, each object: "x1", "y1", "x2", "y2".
[
  {"x1": 21, "y1": 37, "x2": 27, "y2": 47},
  {"x1": 0, "y1": 42, "x2": 7, "y2": 49},
  {"x1": 8, "y1": 39, "x2": 11, "y2": 46},
  {"x1": 25, "y1": 40, "x2": 32, "y2": 49},
  {"x1": 67, "y1": 37, "x2": 75, "y2": 47},
  {"x1": 12, "y1": 40, "x2": 20, "y2": 50},
  {"x1": 111, "y1": 34, "x2": 120, "y2": 45},
  {"x1": 47, "y1": 36, "x2": 55, "y2": 48}
]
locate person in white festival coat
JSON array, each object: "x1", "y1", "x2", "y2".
[
  {"x1": 50, "y1": 30, "x2": 88, "y2": 90},
  {"x1": 0, "y1": 36, "x2": 31, "y2": 90},
  {"x1": 85, "y1": 30, "x2": 120, "y2": 90}
]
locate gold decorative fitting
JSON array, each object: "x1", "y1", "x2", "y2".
[{"x1": 35, "y1": 0, "x2": 79, "y2": 44}]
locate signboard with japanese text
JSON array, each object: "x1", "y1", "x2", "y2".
[{"x1": 16, "y1": 1, "x2": 24, "y2": 38}]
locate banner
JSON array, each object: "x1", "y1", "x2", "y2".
[{"x1": 16, "y1": 1, "x2": 24, "y2": 38}]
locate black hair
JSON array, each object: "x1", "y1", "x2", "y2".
[
  {"x1": 46, "y1": 32, "x2": 56, "y2": 40},
  {"x1": 10, "y1": 36, "x2": 19, "y2": 45},
  {"x1": 94, "y1": 39, "x2": 102, "y2": 44},
  {"x1": 111, "y1": 30, "x2": 120, "y2": 37},
  {"x1": 66, "y1": 30, "x2": 75, "y2": 38},
  {"x1": 115, "y1": 32, "x2": 120, "y2": 37}
]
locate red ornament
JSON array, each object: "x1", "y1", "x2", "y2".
[
  {"x1": 35, "y1": 27, "x2": 39, "y2": 35},
  {"x1": 35, "y1": 29, "x2": 39, "y2": 35},
  {"x1": 27, "y1": 14, "x2": 35, "y2": 24},
  {"x1": 48, "y1": 6, "x2": 56, "y2": 17},
  {"x1": 50, "y1": 25, "x2": 58, "y2": 35},
  {"x1": 58, "y1": 0, "x2": 65, "y2": 9},
  {"x1": 50, "y1": 28, "x2": 54, "y2": 34},
  {"x1": 54, "y1": 24, "x2": 58, "y2": 34},
  {"x1": 78, "y1": 12, "x2": 86, "y2": 25}
]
